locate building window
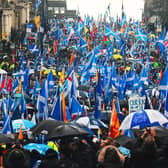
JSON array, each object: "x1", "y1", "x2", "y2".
[
  {"x1": 48, "y1": 7, "x2": 53, "y2": 11},
  {"x1": 60, "y1": 7, "x2": 65, "y2": 14},
  {"x1": 54, "y1": 7, "x2": 59, "y2": 14}
]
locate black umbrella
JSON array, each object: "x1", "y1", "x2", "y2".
[
  {"x1": 30, "y1": 119, "x2": 64, "y2": 136},
  {"x1": 115, "y1": 135, "x2": 135, "y2": 147},
  {"x1": 0, "y1": 134, "x2": 15, "y2": 144},
  {"x1": 47, "y1": 123, "x2": 89, "y2": 140}
]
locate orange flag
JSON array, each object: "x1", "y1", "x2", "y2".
[
  {"x1": 53, "y1": 40, "x2": 58, "y2": 55},
  {"x1": 109, "y1": 101, "x2": 120, "y2": 139},
  {"x1": 87, "y1": 36, "x2": 90, "y2": 52},
  {"x1": 39, "y1": 64, "x2": 43, "y2": 83},
  {"x1": 69, "y1": 51, "x2": 75, "y2": 67},
  {"x1": 18, "y1": 125, "x2": 23, "y2": 140},
  {"x1": 17, "y1": 80, "x2": 22, "y2": 93},
  {"x1": 34, "y1": 16, "x2": 40, "y2": 30},
  {"x1": 95, "y1": 70, "x2": 98, "y2": 82},
  {"x1": 62, "y1": 92, "x2": 67, "y2": 122}
]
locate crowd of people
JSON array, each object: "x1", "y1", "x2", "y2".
[{"x1": 0, "y1": 5, "x2": 168, "y2": 168}]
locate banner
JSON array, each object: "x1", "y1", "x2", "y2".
[{"x1": 128, "y1": 94, "x2": 146, "y2": 113}]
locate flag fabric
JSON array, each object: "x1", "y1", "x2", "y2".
[
  {"x1": 104, "y1": 26, "x2": 120, "y2": 42},
  {"x1": 7, "y1": 77, "x2": 12, "y2": 92},
  {"x1": 0, "y1": 75, "x2": 6, "y2": 91},
  {"x1": 36, "y1": 80, "x2": 48, "y2": 120},
  {"x1": 20, "y1": 95, "x2": 27, "y2": 118},
  {"x1": 109, "y1": 101, "x2": 120, "y2": 139},
  {"x1": 94, "y1": 71, "x2": 102, "y2": 119},
  {"x1": 50, "y1": 93, "x2": 61, "y2": 121},
  {"x1": 62, "y1": 92, "x2": 67, "y2": 122},
  {"x1": 39, "y1": 64, "x2": 43, "y2": 83},
  {"x1": 47, "y1": 70, "x2": 55, "y2": 90},
  {"x1": 135, "y1": 29, "x2": 147, "y2": 42},
  {"x1": 17, "y1": 80, "x2": 22, "y2": 93},
  {"x1": 35, "y1": 0, "x2": 42, "y2": 11},
  {"x1": 34, "y1": 16, "x2": 40, "y2": 30},
  {"x1": 1, "y1": 115, "x2": 12, "y2": 134},
  {"x1": 12, "y1": 78, "x2": 19, "y2": 94},
  {"x1": 18, "y1": 125, "x2": 23, "y2": 140},
  {"x1": 70, "y1": 95, "x2": 83, "y2": 119},
  {"x1": 70, "y1": 51, "x2": 75, "y2": 67},
  {"x1": 53, "y1": 40, "x2": 58, "y2": 55},
  {"x1": 1, "y1": 99, "x2": 8, "y2": 119},
  {"x1": 159, "y1": 65, "x2": 168, "y2": 97},
  {"x1": 23, "y1": 66, "x2": 30, "y2": 90}
]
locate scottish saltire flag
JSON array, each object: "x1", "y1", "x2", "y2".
[
  {"x1": 140, "y1": 67, "x2": 148, "y2": 85},
  {"x1": 159, "y1": 65, "x2": 168, "y2": 97},
  {"x1": 79, "y1": 37, "x2": 87, "y2": 52},
  {"x1": 7, "y1": 95, "x2": 14, "y2": 112},
  {"x1": 23, "y1": 65, "x2": 30, "y2": 90},
  {"x1": 28, "y1": 44, "x2": 39, "y2": 55},
  {"x1": 1, "y1": 99, "x2": 8, "y2": 119},
  {"x1": 50, "y1": 94, "x2": 61, "y2": 120},
  {"x1": 47, "y1": 70, "x2": 55, "y2": 91},
  {"x1": 70, "y1": 72, "x2": 79, "y2": 98},
  {"x1": 70, "y1": 95, "x2": 83, "y2": 119},
  {"x1": 126, "y1": 67, "x2": 135, "y2": 90},
  {"x1": 104, "y1": 26, "x2": 120, "y2": 42},
  {"x1": 62, "y1": 70, "x2": 73, "y2": 97},
  {"x1": 94, "y1": 71, "x2": 102, "y2": 119},
  {"x1": 37, "y1": 80, "x2": 48, "y2": 120},
  {"x1": 1, "y1": 115, "x2": 12, "y2": 134},
  {"x1": 107, "y1": 43, "x2": 113, "y2": 58},
  {"x1": 50, "y1": 92, "x2": 71, "y2": 121},
  {"x1": 135, "y1": 29, "x2": 147, "y2": 42},
  {"x1": 94, "y1": 45, "x2": 102, "y2": 58},
  {"x1": 32, "y1": 80, "x2": 41, "y2": 101},
  {"x1": 80, "y1": 51, "x2": 94, "y2": 84},
  {"x1": 35, "y1": 0, "x2": 42, "y2": 11},
  {"x1": 156, "y1": 28, "x2": 167, "y2": 62}
]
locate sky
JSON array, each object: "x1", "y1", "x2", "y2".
[{"x1": 67, "y1": 0, "x2": 144, "y2": 21}]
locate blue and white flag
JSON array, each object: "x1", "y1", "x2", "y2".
[{"x1": 37, "y1": 80, "x2": 48, "y2": 120}]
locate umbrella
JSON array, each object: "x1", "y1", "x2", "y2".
[
  {"x1": 119, "y1": 109, "x2": 168, "y2": 130},
  {"x1": 115, "y1": 135, "x2": 134, "y2": 147},
  {"x1": 23, "y1": 143, "x2": 52, "y2": 155},
  {"x1": 47, "y1": 124, "x2": 89, "y2": 140},
  {"x1": 131, "y1": 126, "x2": 168, "y2": 138},
  {"x1": 0, "y1": 134, "x2": 15, "y2": 144},
  {"x1": 72, "y1": 116, "x2": 108, "y2": 129},
  {"x1": 30, "y1": 119, "x2": 64, "y2": 136},
  {"x1": 12, "y1": 119, "x2": 35, "y2": 133}
]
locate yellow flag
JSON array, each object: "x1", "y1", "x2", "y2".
[
  {"x1": 84, "y1": 26, "x2": 88, "y2": 34},
  {"x1": 59, "y1": 68, "x2": 65, "y2": 84}
]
